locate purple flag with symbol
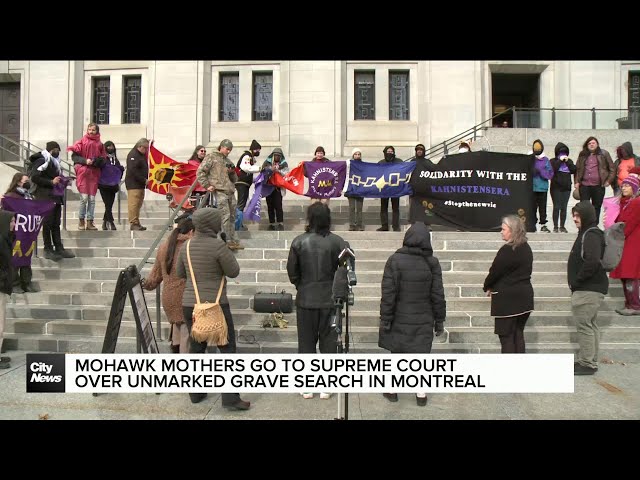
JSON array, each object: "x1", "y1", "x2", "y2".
[
  {"x1": 1, "y1": 196, "x2": 55, "y2": 267},
  {"x1": 304, "y1": 161, "x2": 347, "y2": 198},
  {"x1": 52, "y1": 175, "x2": 71, "y2": 197},
  {"x1": 244, "y1": 171, "x2": 274, "y2": 222}
]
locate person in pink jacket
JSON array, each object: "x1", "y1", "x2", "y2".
[{"x1": 68, "y1": 123, "x2": 107, "y2": 231}]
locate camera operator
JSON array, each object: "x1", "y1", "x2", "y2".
[{"x1": 287, "y1": 203, "x2": 347, "y2": 400}]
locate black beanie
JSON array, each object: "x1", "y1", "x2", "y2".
[
  {"x1": 46, "y1": 141, "x2": 60, "y2": 152},
  {"x1": 250, "y1": 139, "x2": 261, "y2": 150}
]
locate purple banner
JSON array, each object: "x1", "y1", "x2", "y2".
[
  {"x1": 304, "y1": 161, "x2": 347, "y2": 198},
  {"x1": 244, "y1": 172, "x2": 274, "y2": 222},
  {"x1": 52, "y1": 175, "x2": 71, "y2": 197},
  {"x1": 1, "y1": 196, "x2": 55, "y2": 267}
]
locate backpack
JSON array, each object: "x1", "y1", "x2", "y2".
[{"x1": 581, "y1": 222, "x2": 625, "y2": 272}]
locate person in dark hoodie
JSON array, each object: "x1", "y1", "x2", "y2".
[
  {"x1": 29, "y1": 141, "x2": 75, "y2": 261},
  {"x1": 0, "y1": 210, "x2": 15, "y2": 369},
  {"x1": 262, "y1": 147, "x2": 289, "y2": 231},
  {"x1": 408, "y1": 143, "x2": 436, "y2": 224},
  {"x1": 550, "y1": 142, "x2": 577, "y2": 233},
  {"x1": 612, "y1": 141, "x2": 640, "y2": 195},
  {"x1": 378, "y1": 222, "x2": 446, "y2": 406},
  {"x1": 377, "y1": 146, "x2": 404, "y2": 231},
  {"x1": 125, "y1": 138, "x2": 150, "y2": 231},
  {"x1": 98, "y1": 141, "x2": 124, "y2": 230},
  {"x1": 235, "y1": 140, "x2": 262, "y2": 230},
  {"x1": 568, "y1": 201, "x2": 608, "y2": 375},
  {"x1": 175, "y1": 208, "x2": 249, "y2": 410}
]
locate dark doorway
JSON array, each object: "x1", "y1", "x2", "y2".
[
  {"x1": 491, "y1": 73, "x2": 540, "y2": 128},
  {"x1": 0, "y1": 82, "x2": 20, "y2": 164}
]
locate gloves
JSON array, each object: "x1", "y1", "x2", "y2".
[
  {"x1": 380, "y1": 321, "x2": 392, "y2": 333},
  {"x1": 434, "y1": 321, "x2": 445, "y2": 336}
]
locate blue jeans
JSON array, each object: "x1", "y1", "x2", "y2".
[{"x1": 79, "y1": 194, "x2": 96, "y2": 221}]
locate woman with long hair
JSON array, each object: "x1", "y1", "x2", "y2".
[
  {"x1": 2, "y1": 173, "x2": 38, "y2": 292},
  {"x1": 609, "y1": 169, "x2": 640, "y2": 315},
  {"x1": 483, "y1": 215, "x2": 534, "y2": 353},
  {"x1": 142, "y1": 218, "x2": 195, "y2": 353}
]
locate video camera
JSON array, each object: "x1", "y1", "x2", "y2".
[{"x1": 330, "y1": 242, "x2": 356, "y2": 332}]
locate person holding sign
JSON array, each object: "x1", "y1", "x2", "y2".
[
  {"x1": 0, "y1": 211, "x2": 15, "y2": 369},
  {"x1": 483, "y1": 215, "x2": 534, "y2": 354},
  {"x1": 2, "y1": 172, "x2": 39, "y2": 292}
]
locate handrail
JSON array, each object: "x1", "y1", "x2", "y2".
[
  {"x1": 137, "y1": 179, "x2": 200, "y2": 272},
  {"x1": 421, "y1": 107, "x2": 514, "y2": 160}
]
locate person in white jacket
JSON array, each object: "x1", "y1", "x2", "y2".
[{"x1": 234, "y1": 140, "x2": 262, "y2": 230}]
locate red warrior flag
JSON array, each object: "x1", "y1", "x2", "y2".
[
  {"x1": 147, "y1": 142, "x2": 198, "y2": 195},
  {"x1": 269, "y1": 163, "x2": 305, "y2": 195}
]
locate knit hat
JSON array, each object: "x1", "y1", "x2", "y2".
[
  {"x1": 219, "y1": 139, "x2": 233, "y2": 149},
  {"x1": 351, "y1": 147, "x2": 362, "y2": 156},
  {"x1": 315, "y1": 146, "x2": 325, "y2": 155},
  {"x1": 622, "y1": 174, "x2": 640, "y2": 196},
  {"x1": 250, "y1": 139, "x2": 261, "y2": 151},
  {"x1": 460, "y1": 141, "x2": 471, "y2": 151},
  {"x1": 415, "y1": 144, "x2": 426, "y2": 151},
  {"x1": 46, "y1": 141, "x2": 60, "y2": 152}
]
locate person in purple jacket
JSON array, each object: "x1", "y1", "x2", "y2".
[
  {"x1": 531, "y1": 139, "x2": 554, "y2": 233},
  {"x1": 98, "y1": 141, "x2": 125, "y2": 230}
]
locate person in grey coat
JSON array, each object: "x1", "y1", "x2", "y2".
[
  {"x1": 175, "y1": 207, "x2": 250, "y2": 410},
  {"x1": 378, "y1": 222, "x2": 446, "y2": 406}
]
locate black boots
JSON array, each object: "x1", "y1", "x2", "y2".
[
  {"x1": 103, "y1": 220, "x2": 117, "y2": 230},
  {"x1": 51, "y1": 227, "x2": 75, "y2": 258}
]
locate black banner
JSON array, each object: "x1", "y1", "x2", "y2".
[{"x1": 409, "y1": 151, "x2": 535, "y2": 231}]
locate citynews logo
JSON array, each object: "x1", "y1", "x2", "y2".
[{"x1": 26, "y1": 353, "x2": 66, "y2": 393}]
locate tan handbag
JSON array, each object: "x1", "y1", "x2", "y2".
[{"x1": 186, "y1": 240, "x2": 228, "y2": 346}]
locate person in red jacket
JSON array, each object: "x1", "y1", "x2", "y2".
[{"x1": 609, "y1": 170, "x2": 640, "y2": 315}]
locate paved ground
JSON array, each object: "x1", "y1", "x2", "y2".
[{"x1": 0, "y1": 351, "x2": 637, "y2": 420}]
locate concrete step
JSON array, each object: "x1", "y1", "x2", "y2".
[
  {"x1": 3, "y1": 332, "x2": 638, "y2": 362},
  {"x1": 25, "y1": 278, "x2": 624, "y2": 299}
]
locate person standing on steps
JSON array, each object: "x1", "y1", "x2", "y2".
[{"x1": 29, "y1": 141, "x2": 75, "y2": 261}]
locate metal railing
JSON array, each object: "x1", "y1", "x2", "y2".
[{"x1": 511, "y1": 107, "x2": 640, "y2": 130}]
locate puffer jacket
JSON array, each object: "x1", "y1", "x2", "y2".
[
  {"x1": 378, "y1": 222, "x2": 446, "y2": 353},
  {"x1": 176, "y1": 208, "x2": 239, "y2": 306}
]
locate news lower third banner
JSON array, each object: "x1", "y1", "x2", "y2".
[
  {"x1": 26, "y1": 353, "x2": 574, "y2": 394},
  {"x1": 409, "y1": 151, "x2": 535, "y2": 231}
]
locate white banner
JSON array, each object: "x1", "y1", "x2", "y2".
[{"x1": 63, "y1": 354, "x2": 574, "y2": 394}]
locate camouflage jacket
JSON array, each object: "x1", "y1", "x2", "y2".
[{"x1": 196, "y1": 151, "x2": 237, "y2": 194}]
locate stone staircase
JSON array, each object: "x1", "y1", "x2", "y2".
[{"x1": 3, "y1": 199, "x2": 639, "y2": 362}]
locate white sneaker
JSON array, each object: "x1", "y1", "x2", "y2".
[
  {"x1": 301, "y1": 392, "x2": 314, "y2": 399},
  {"x1": 319, "y1": 392, "x2": 332, "y2": 399}
]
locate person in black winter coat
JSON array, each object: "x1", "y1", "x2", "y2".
[
  {"x1": 568, "y1": 201, "x2": 608, "y2": 375},
  {"x1": 483, "y1": 215, "x2": 534, "y2": 354},
  {"x1": 377, "y1": 145, "x2": 404, "y2": 231},
  {"x1": 0, "y1": 210, "x2": 16, "y2": 369},
  {"x1": 378, "y1": 222, "x2": 446, "y2": 406},
  {"x1": 549, "y1": 142, "x2": 577, "y2": 233},
  {"x1": 287, "y1": 203, "x2": 346, "y2": 400},
  {"x1": 98, "y1": 141, "x2": 124, "y2": 230}
]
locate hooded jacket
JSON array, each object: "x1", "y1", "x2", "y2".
[
  {"x1": 98, "y1": 141, "x2": 124, "y2": 189},
  {"x1": 532, "y1": 139, "x2": 554, "y2": 192},
  {"x1": 550, "y1": 142, "x2": 577, "y2": 192},
  {"x1": 262, "y1": 148, "x2": 290, "y2": 197},
  {"x1": 0, "y1": 210, "x2": 15, "y2": 295},
  {"x1": 176, "y1": 208, "x2": 240, "y2": 306},
  {"x1": 378, "y1": 146, "x2": 404, "y2": 165},
  {"x1": 378, "y1": 222, "x2": 446, "y2": 353},
  {"x1": 612, "y1": 141, "x2": 640, "y2": 192},
  {"x1": 567, "y1": 201, "x2": 608, "y2": 294}
]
